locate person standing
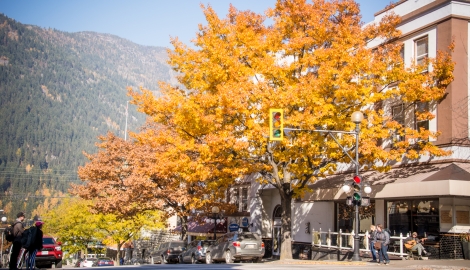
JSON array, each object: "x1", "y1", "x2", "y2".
[
  {"x1": 25, "y1": 221, "x2": 44, "y2": 270},
  {"x1": 9, "y1": 212, "x2": 25, "y2": 270},
  {"x1": 368, "y1": 225, "x2": 378, "y2": 262},
  {"x1": 374, "y1": 224, "x2": 390, "y2": 265}
]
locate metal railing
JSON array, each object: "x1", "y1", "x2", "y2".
[{"x1": 311, "y1": 228, "x2": 410, "y2": 259}]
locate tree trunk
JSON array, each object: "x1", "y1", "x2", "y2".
[
  {"x1": 116, "y1": 242, "x2": 123, "y2": 265},
  {"x1": 181, "y1": 215, "x2": 188, "y2": 241},
  {"x1": 279, "y1": 183, "x2": 293, "y2": 260}
]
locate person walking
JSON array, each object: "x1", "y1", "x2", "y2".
[
  {"x1": 368, "y1": 225, "x2": 378, "y2": 262},
  {"x1": 374, "y1": 224, "x2": 390, "y2": 265},
  {"x1": 9, "y1": 212, "x2": 25, "y2": 270},
  {"x1": 25, "y1": 221, "x2": 44, "y2": 270}
]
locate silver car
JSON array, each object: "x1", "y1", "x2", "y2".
[
  {"x1": 179, "y1": 240, "x2": 214, "y2": 264},
  {"x1": 205, "y1": 231, "x2": 265, "y2": 263}
]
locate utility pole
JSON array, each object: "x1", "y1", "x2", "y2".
[{"x1": 124, "y1": 101, "x2": 128, "y2": 141}]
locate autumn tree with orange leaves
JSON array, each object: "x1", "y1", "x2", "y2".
[
  {"x1": 72, "y1": 129, "x2": 236, "y2": 241},
  {"x1": 128, "y1": 0, "x2": 454, "y2": 260}
]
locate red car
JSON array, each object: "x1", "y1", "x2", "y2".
[
  {"x1": 92, "y1": 257, "x2": 115, "y2": 267},
  {"x1": 35, "y1": 235, "x2": 63, "y2": 268}
]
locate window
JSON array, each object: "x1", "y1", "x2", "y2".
[
  {"x1": 387, "y1": 199, "x2": 439, "y2": 237},
  {"x1": 231, "y1": 186, "x2": 249, "y2": 212},
  {"x1": 241, "y1": 188, "x2": 248, "y2": 211},
  {"x1": 232, "y1": 188, "x2": 239, "y2": 206},
  {"x1": 392, "y1": 103, "x2": 405, "y2": 142},
  {"x1": 415, "y1": 37, "x2": 428, "y2": 66},
  {"x1": 415, "y1": 102, "x2": 429, "y2": 131}
]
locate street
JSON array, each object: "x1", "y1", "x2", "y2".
[{"x1": 54, "y1": 259, "x2": 470, "y2": 270}]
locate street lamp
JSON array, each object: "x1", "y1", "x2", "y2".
[
  {"x1": 350, "y1": 111, "x2": 363, "y2": 262},
  {"x1": 211, "y1": 206, "x2": 220, "y2": 240},
  {"x1": 1, "y1": 211, "x2": 7, "y2": 268}
]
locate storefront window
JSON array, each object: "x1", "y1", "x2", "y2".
[
  {"x1": 387, "y1": 199, "x2": 439, "y2": 237},
  {"x1": 440, "y1": 197, "x2": 470, "y2": 233},
  {"x1": 336, "y1": 202, "x2": 375, "y2": 233}
]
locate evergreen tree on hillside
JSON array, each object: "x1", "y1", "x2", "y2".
[{"x1": 0, "y1": 13, "x2": 172, "y2": 218}]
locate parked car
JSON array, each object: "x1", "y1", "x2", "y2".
[
  {"x1": 151, "y1": 241, "x2": 186, "y2": 264},
  {"x1": 80, "y1": 258, "x2": 96, "y2": 267},
  {"x1": 35, "y1": 235, "x2": 63, "y2": 268},
  {"x1": 205, "y1": 231, "x2": 265, "y2": 263},
  {"x1": 92, "y1": 257, "x2": 114, "y2": 267},
  {"x1": 179, "y1": 240, "x2": 214, "y2": 264},
  {"x1": 74, "y1": 258, "x2": 84, "y2": 267}
]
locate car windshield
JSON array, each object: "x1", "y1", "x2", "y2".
[
  {"x1": 169, "y1": 242, "x2": 184, "y2": 248},
  {"x1": 42, "y1": 238, "x2": 55, "y2": 245},
  {"x1": 201, "y1": 240, "x2": 214, "y2": 247},
  {"x1": 236, "y1": 233, "x2": 258, "y2": 240},
  {"x1": 98, "y1": 258, "x2": 111, "y2": 261}
]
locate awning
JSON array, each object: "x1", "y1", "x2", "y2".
[
  {"x1": 175, "y1": 218, "x2": 227, "y2": 237},
  {"x1": 296, "y1": 162, "x2": 470, "y2": 201}
]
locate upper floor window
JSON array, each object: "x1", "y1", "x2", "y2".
[
  {"x1": 415, "y1": 102, "x2": 429, "y2": 131},
  {"x1": 392, "y1": 103, "x2": 405, "y2": 142},
  {"x1": 231, "y1": 186, "x2": 249, "y2": 212},
  {"x1": 241, "y1": 187, "x2": 248, "y2": 212},
  {"x1": 415, "y1": 36, "x2": 428, "y2": 66}
]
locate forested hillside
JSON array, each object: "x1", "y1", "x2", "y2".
[{"x1": 0, "y1": 13, "x2": 174, "y2": 219}]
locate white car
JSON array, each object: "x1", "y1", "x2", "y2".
[{"x1": 80, "y1": 258, "x2": 96, "y2": 267}]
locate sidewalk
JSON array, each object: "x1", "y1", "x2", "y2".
[{"x1": 265, "y1": 258, "x2": 470, "y2": 269}]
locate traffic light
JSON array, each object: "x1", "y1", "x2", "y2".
[
  {"x1": 352, "y1": 175, "x2": 362, "y2": 203},
  {"x1": 269, "y1": 109, "x2": 284, "y2": 141}
]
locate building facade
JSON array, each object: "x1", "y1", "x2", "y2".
[{"x1": 247, "y1": 0, "x2": 470, "y2": 260}]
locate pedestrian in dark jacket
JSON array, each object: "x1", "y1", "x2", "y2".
[
  {"x1": 368, "y1": 225, "x2": 378, "y2": 262},
  {"x1": 9, "y1": 212, "x2": 25, "y2": 270},
  {"x1": 26, "y1": 221, "x2": 44, "y2": 270}
]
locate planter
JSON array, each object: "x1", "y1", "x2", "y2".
[{"x1": 462, "y1": 242, "x2": 470, "y2": 260}]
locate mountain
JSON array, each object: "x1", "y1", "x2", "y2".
[{"x1": 0, "y1": 13, "x2": 175, "y2": 218}]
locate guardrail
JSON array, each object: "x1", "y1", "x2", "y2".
[{"x1": 311, "y1": 228, "x2": 410, "y2": 259}]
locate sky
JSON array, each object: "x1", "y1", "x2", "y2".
[{"x1": 1, "y1": 0, "x2": 393, "y2": 48}]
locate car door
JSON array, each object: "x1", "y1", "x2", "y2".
[
  {"x1": 216, "y1": 233, "x2": 232, "y2": 260},
  {"x1": 181, "y1": 241, "x2": 189, "y2": 262},
  {"x1": 211, "y1": 235, "x2": 225, "y2": 261},
  {"x1": 160, "y1": 243, "x2": 168, "y2": 259},
  {"x1": 183, "y1": 241, "x2": 195, "y2": 262}
]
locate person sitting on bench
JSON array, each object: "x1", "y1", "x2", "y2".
[{"x1": 405, "y1": 232, "x2": 430, "y2": 258}]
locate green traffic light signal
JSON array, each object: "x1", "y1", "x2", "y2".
[{"x1": 353, "y1": 192, "x2": 361, "y2": 201}]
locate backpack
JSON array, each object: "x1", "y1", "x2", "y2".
[
  {"x1": 21, "y1": 227, "x2": 35, "y2": 249},
  {"x1": 4, "y1": 221, "x2": 21, "y2": 242}
]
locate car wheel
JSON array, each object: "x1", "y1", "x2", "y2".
[
  {"x1": 162, "y1": 256, "x2": 168, "y2": 264},
  {"x1": 56, "y1": 260, "x2": 63, "y2": 268},
  {"x1": 178, "y1": 255, "x2": 183, "y2": 264},
  {"x1": 225, "y1": 250, "x2": 233, "y2": 264},
  {"x1": 191, "y1": 255, "x2": 196, "y2": 264},
  {"x1": 205, "y1": 253, "x2": 212, "y2": 264},
  {"x1": 253, "y1": 257, "x2": 262, "y2": 263}
]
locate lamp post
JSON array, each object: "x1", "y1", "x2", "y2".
[
  {"x1": 350, "y1": 111, "x2": 364, "y2": 262},
  {"x1": 1, "y1": 211, "x2": 7, "y2": 268},
  {"x1": 211, "y1": 206, "x2": 220, "y2": 240}
]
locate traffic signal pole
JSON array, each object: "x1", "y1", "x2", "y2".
[
  {"x1": 273, "y1": 110, "x2": 364, "y2": 261},
  {"x1": 352, "y1": 118, "x2": 361, "y2": 261}
]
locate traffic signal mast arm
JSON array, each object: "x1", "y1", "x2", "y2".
[{"x1": 282, "y1": 127, "x2": 359, "y2": 168}]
